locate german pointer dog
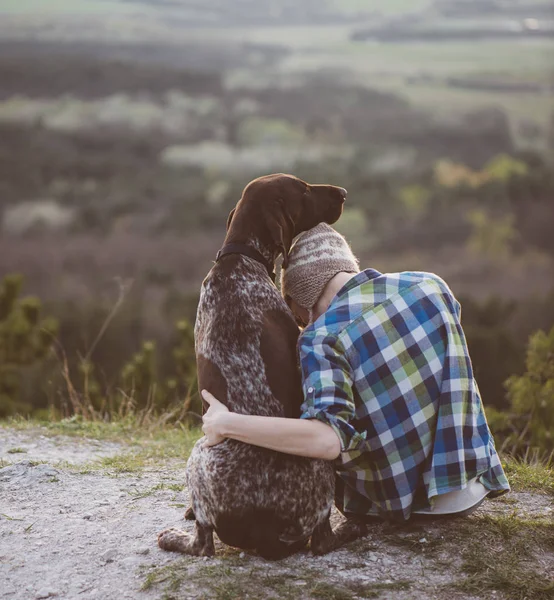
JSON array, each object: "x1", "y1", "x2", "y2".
[{"x1": 158, "y1": 173, "x2": 366, "y2": 559}]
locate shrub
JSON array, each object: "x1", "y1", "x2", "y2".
[
  {"x1": 0, "y1": 274, "x2": 58, "y2": 417},
  {"x1": 504, "y1": 326, "x2": 554, "y2": 456}
]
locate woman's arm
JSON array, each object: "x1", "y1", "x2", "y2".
[{"x1": 201, "y1": 390, "x2": 341, "y2": 461}]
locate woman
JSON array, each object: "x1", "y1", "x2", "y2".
[{"x1": 201, "y1": 223, "x2": 509, "y2": 521}]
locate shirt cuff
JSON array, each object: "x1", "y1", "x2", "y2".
[{"x1": 301, "y1": 405, "x2": 367, "y2": 453}]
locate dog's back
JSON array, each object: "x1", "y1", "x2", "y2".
[{"x1": 189, "y1": 256, "x2": 335, "y2": 559}]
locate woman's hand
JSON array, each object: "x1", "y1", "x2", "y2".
[{"x1": 201, "y1": 389, "x2": 230, "y2": 447}]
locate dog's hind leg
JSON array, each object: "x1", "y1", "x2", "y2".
[
  {"x1": 158, "y1": 522, "x2": 215, "y2": 556},
  {"x1": 310, "y1": 512, "x2": 367, "y2": 556}
]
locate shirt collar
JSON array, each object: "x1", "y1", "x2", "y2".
[
  {"x1": 332, "y1": 268, "x2": 382, "y2": 303},
  {"x1": 303, "y1": 268, "x2": 382, "y2": 332}
]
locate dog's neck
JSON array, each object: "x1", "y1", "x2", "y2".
[
  {"x1": 248, "y1": 238, "x2": 279, "y2": 266},
  {"x1": 224, "y1": 234, "x2": 279, "y2": 267}
]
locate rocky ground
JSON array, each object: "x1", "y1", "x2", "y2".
[{"x1": 0, "y1": 425, "x2": 553, "y2": 600}]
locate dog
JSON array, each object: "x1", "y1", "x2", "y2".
[{"x1": 158, "y1": 173, "x2": 366, "y2": 560}]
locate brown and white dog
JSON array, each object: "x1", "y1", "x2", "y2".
[{"x1": 158, "y1": 174, "x2": 366, "y2": 560}]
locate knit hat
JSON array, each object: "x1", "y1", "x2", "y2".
[{"x1": 281, "y1": 223, "x2": 360, "y2": 316}]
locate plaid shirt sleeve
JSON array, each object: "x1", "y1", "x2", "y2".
[{"x1": 298, "y1": 333, "x2": 367, "y2": 453}]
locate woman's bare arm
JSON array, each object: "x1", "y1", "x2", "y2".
[{"x1": 201, "y1": 390, "x2": 341, "y2": 461}]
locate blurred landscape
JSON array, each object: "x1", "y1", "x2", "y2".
[{"x1": 0, "y1": 0, "x2": 553, "y2": 455}]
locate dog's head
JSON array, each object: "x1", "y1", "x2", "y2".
[{"x1": 226, "y1": 173, "x2": 346, "y2": 268}]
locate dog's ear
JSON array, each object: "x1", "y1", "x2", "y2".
[
  {"x1": 263, "y1": 199, "x2": 295, "y2": 268},
  {"x1": 226, "y1": 207, "x2": 236, "y2": 231}
]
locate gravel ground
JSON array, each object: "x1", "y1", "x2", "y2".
[{"x1": 1, "y1": 428, "x2": 552, "y2": 600}]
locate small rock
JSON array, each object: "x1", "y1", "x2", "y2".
[
  {"x1": 368, "y1": 553, "x2": 379, "y2": 563},
  {"x1": 101, "y1": 548, "x2": 117, "y2": 563},
  {"x1": 136, "y1": 547, "x2": 150, "y2": 555},
  {"x1": 36, "y1": 589, "x2": 57, "y2": 599},
  {"x1": 239, "y1": 552, "x2": 245, "y2": 559},
  {"x1": 419, "y1": 537, "x2": 428, "y2": 543},
  {"x1": 82, "y1": 513, "x2": 93, "y2": 520}
]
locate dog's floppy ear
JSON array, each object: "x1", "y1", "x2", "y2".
[
  {"x1": 226, "y1": 207, "x2": 236, "y2": 231},
  {"x1": 263, "y1": 199, "x2": 295, "y2": 268}
]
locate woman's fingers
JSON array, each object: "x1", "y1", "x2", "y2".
[
  {"x1": 201, "y1": 389, "x2": 215, "y2": 404},
  {"x1": 202, "y1": 422, "x2": 224, "y2": 447},
  {"x1": 201, "y1": 390, "x2": 228, "y2": 413},
  {"x1": 200, "y1": 390, "x2": 229, "y2": 448}
]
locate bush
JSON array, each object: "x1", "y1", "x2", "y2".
[
  {"x1": 504, "y1": 327, "x2": 554, "y2": 455},
  {"x1": 487, "y1": 326, "x2": 554, "y2": 460},
  {"x1": 0, "y1": 274, "x2": 58, "y2": 417},
  {"x1": 0, "y1": 274, "x2": 199, "y2": 422}
]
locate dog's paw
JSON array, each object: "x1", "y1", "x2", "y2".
[{"x1": 157, "y1": 528, "x2": 193, "y2": 552}]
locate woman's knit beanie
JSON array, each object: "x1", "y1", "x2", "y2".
[{"x1": 281, "y1": 223, "x2": 360, "y2": 313}]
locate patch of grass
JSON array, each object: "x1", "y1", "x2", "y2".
[
  {"x1": 503, "y1": 456, "x2": 554, "y2": 496},
  {"x1": 477, "y1": 513, "x2": 554, "y2": 553},
  {"x1": 30, "y1": 421, "x2": 203, "y2": 475},
  {"x1": 310, "y1": 581, "x2": 355, "y2": 600},
  {"x1": 0, "y1": 514, "x2": 24, "y2": 521},
  {"x1": 492, "y1": 496, "x2": 518, "y2": 506},
  {"x1": 2, "y1": 416, "x2": 202, "y2": 446},
  {"x1": 142, "y1": 560, "x2": 413, "y2": 600},
  {"x1": 6, "y1": 447, "x2": 27, "y2": 454},
  {"x1": 455, "y1": 543, "x2": 554, "y2": 600},
  {"x1": 451, "y1": 513, "x2": 554, "y2": 600},
  {"x1": 93, "y1": 439, "x2": 197, "y2": 474},
  {"x1": 2, "y1": 416, "x2": 137, "y2": 441},
  {"x1": 362, "y1": 581, "x2": 412, "y2": 598},
  {"x1": 97, "y1": 453, "x2": 151, "y2": 474},
  {"x1": 140, "y1": 557, "x2": 193, "y2": 592},
  {"x1": 131, "y1": 482, "x2": 185, "y2": 500}
]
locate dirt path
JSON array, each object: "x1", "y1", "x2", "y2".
[{"x1": 1, "y1": 427, "x2": 552, "y2": 600}]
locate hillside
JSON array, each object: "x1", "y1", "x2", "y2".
[{"x1": 1, "y1": 422, "x2": 553, "y2": 600}]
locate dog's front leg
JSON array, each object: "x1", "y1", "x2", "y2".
[
  {"x1": 158, "y1": 521, "x2": 215, "y2": 556},
  {"x1": 310, "y1": 512, "x2": 367, "y2": 555}
]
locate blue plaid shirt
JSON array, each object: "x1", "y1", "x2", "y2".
[{"x1": 299, "y1": 269, "x2": 510, "y2": 521}]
